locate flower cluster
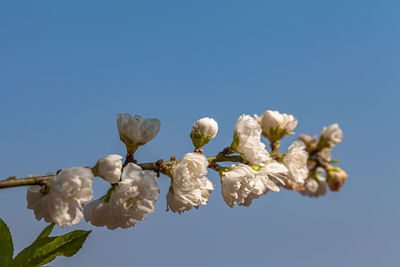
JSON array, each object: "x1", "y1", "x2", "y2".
[{"x1": 23, "y1": 110, "x2": 347, "y2": 229}]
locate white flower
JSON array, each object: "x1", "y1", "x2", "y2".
[
  {"x1": 300, "y1": 169, "x2": 327, "y2": 198},
  {"x1": 232, "y1": 115, "x2": 270, "y2": 165},
  {"x1": 27, "y1": 167, "x2": 94, "y2": 226},
  {"x1": 254, "y1": 110, "x2": 297, "y2": 141},
  {"x1": 27, "y1": 185, "x2": 52, "y2": 223},
  {"x1": 221, "y1": 162, "x2": 287, "y2": 207},
  {"x1": 93, "y1": 154, "x2": 123, "y2": 184},
  {"x1": 256, "y1": 161, "x2": 289, "y2": 191},
  {"x1": 167, "y1": 153, "x2": 214, "y2": 214},
  {"x1": 83, "y1": 198, "x2": 118, "y2": 229},
  {"x1": 106, "y1": 163, "x2": 160, "y2": 229},
  {"x1": 282, "y1": 140, "x2": 309, "y2": 184},
  {"x1": 221, "y1": 164, "x2": 255, "y2": 208},
  {"x1": 190, "y1": 117, "x2": 218, "y2": 148},
  {"x1": 116, "y1": 113, "x2": 161, "y2": 152},
  {"x1": 321, "y1": 123, "x2": 343, "y2": 147}
]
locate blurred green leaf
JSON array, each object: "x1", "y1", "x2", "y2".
[
  {"x1": 12, "y1": 225, "x2": 91, "y2": 267},
  {"x1": 0, "y1": 218, "x2": 14, "y2": 267}
]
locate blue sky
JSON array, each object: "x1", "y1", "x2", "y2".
[{"x1": 0, "y1": 1, "x2": 399, "y2": 266}]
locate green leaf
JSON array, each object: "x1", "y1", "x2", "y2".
[
  {"x1": 12, "y1": 237, "x2": 56, "y2": 267},
  {"x1": 0, "y1": 218, "x2": 14, "y2": 267},
  {"x1": 12, "y1": 228, "x2": 91, "y2": 267},
  {"x1": 35, "y1": 224, "x2": 55, "y2": 241},
  {"x1": 11, "y1": 223, "x2": 54, "y2": 267}
]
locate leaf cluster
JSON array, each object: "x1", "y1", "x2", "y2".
[{"x1": 0, "y1": 218, "x2": 91, "y2": 267}]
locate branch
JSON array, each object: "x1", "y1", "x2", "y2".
[
  {"x1": 0, "y1": 152, "x2": 245, "y2": 190},
  {"x1": 0, "y1": 175, "x2": 53, "y2": 189}
]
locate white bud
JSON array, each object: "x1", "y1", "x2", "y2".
[
  {"x1": 192, "y1": 117, "x2": 218, "y2": 138},
  {"x1": 321, "y1": 123, "x2": 343, "y2": 147},
  {"x1": 190, "y1": 117, "x2": 218, "y2": 148},
  {"x1": 93, "y1": 154, "x2": 123, "y2": 184},
  {"x1": 116, "y1": 113, "x2": 160, "y2": 152},
  {"x1": 254, "y1": 110, "x2": 297, "y2": 142}
]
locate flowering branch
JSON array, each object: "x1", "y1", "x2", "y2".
[{"x1": 1, "y1": 111, "x2": 347, "y2": 230}]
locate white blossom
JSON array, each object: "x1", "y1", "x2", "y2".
[
  {"x1": 83, "y1": 198, "x2": 118, "y2": 229},
  {"x1": 254, "y1": 110, "x2": 297, "y2": 141},
  {"x1": 167, "y1": 153, "x2": 214, "y2": 213},
  {"x1": 108, "y1": 163, "x2": 160, "y2": 229},
  {"x1": 256, "y1": 161, "x2": 289, "y2": 191},
  {"x1": 27, "y1": 167, "x2": 94, "y2": 226},
  {"x1": 116, "y1": 113, "x2": 160, "y2": 152},
  {"x1": 321, "y1": 123, "x2": 343, "y2": 147},
  {"x1": 282, "y1": 140, "x2": 309, "y2": 184},
  {"x1": 232, "y1": 115, "x2": 270, "y2": 165},
  {"x1": 27, "y1": 185, "x2": 52, "y2": 224},
  {"x1": 221, "y1": 162, "x2": 287, "y2": 207},
  {"x1": 93, "y1": 154, "x2": 123, "y2": 184},
  {"x1": 221, "y1": 164, "x2": 255, "y2": 208}
]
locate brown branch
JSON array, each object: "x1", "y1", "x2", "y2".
[{"x1": 0, "y1": 150, "x2": 245, "y2": 190}]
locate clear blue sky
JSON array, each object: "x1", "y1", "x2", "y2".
[{"x1": 0, "y1": 1, "x2": 399, "y2": 266}]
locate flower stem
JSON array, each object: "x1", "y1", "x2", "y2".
[{"x1": 270, "y1": 141, "x2": 280, "y2": 154}]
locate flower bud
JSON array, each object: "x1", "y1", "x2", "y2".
[
  {"x1": 190, "y1": 117, "x2": 218, "y2": 149},
  {"x1": 117, "y1": 114, "x2": 160, "y2": 152},
  {"x1": 327, "y1": 167, "x2": 348, "y2": 191},
  {"x1": 93, "y1": 154, "x2": 123, "y2": 184},
  {"x1": 254, "y1": 110, "x2": 297, "y2": 143},
  {"x1": 320, "y1": 123, "x2": 343, "y2": 148}
]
